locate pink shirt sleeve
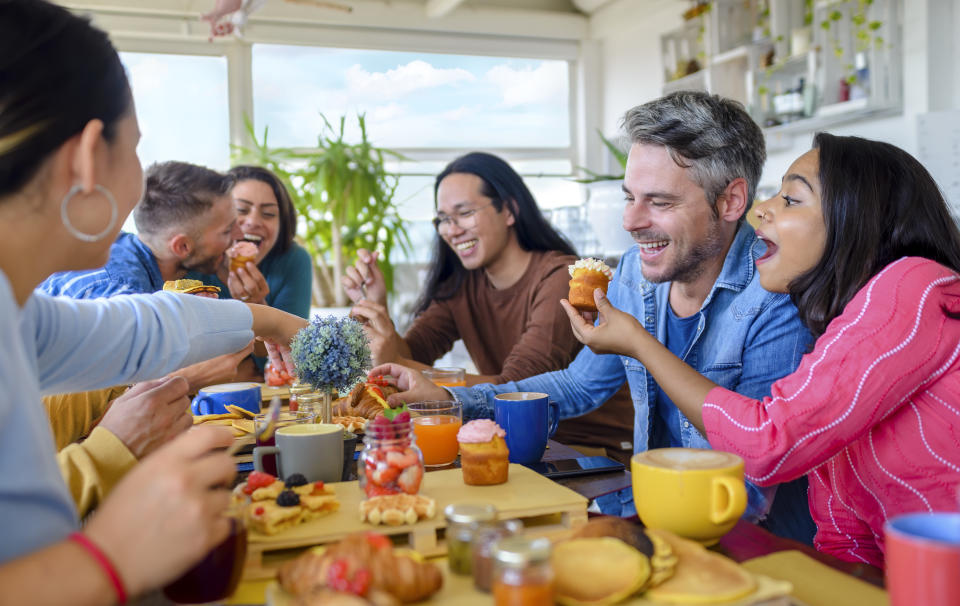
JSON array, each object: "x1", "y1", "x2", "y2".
[{"x1": 702, "y1": 257, "x2": 960, "y2": 485}]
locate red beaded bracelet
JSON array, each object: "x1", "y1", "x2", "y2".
[{"x1": 68, "y1": 532, "x2": 128, "y2": 605}]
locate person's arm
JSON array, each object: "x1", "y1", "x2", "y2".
[
  {"x1": 1, "y1": 426, "x2": 237, "y2": 605},
  {"x1": 44, "y1": 386, "x2": 129, "y2": 450},
  {"x1": 702, "y1": 259, "x2": 960, "y2": 485},
  {"x1": 57, "y1": 427, "x2": 138, "y2": 518},
  {"x1": 561, "y1": 290, "x2": 717, "y2": 433}
]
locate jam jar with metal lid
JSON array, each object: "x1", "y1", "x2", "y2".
[
  {"x1": 472, "y1": 518, "x2": 523, "y2": 592},
  {"x1": 287, "y1": 382, "x2": 312, "y2": 412},
  {"x1": 491, "y1": 536, "x2": 554, "y2": 606},
  {"x1": 444, "y1": 503, "x2": 497, "y2": 575}
]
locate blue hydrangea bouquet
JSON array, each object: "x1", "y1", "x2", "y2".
[{"x1": 290, "y1": 315, "x2": 371, "y2": 393}]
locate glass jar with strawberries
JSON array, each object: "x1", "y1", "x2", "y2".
[{"x1": 358, "y1": 407, "x2": 425, "y2": 498}]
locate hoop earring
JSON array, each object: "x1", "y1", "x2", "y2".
[{"x1": 60, "y1": 184, "x2": 119, "y2": 243}]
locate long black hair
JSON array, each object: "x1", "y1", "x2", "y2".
[
  {"x1": 0, "y1": 0, "x2": 131, "y2": 197},
  {"x1": 790, "y1": 132, "x2": 960, "y2": 338},
  {"x1": 228, "y1": 165, "x2": 297, "y2": 256},
  {"x1": 414, "y1": 152, "x2": 577, "y2": 314}
]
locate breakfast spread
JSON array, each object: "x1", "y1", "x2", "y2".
[
  {"x1": 242, "y1": 472, "x2": 340, "y2": 536},
  {"x1": 277, "y1": 532, "x2": 443, "y2": 603},
  {"x1": 193, "y1": 409, "x2": 251, "y2": 436},
  {"x1": 567, "y1": 257, "x2": 614, "y2": 312},
  {"x1": 456, "y1": 419, "x2": 509, "y2": 486},
  {"x1": 552, "y1": 537, "x2": 651, "y2": 606},
  {"x1": 359, "y1": 494, "x2": 437, "y2": 527}
]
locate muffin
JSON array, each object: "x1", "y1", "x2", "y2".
[
  {"x1": 568, "y1": 258, "x2": 614, "y2": 312},
  {"x1": 457, "y1": 419, "x2": 509, "y2": 486},
  {"x1": 227, "y1": 240, "x2": 258, "y2": 272}
]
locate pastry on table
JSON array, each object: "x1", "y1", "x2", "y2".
[
  {"x1": 359, "y1": 494, "x2": 436, "y2": 526},
  {"x1": 457, "y1": 419, "x2": 509, "y2": 486},
  {"x1": 552, "y1": 537, "x2": 651, "y2": 606},
  {"x1": 643, "y1": 528, "x2": 755, "y2": 602},
  {"x1": 567, "y1": 257, "x2": 614, "y2": 312},
  {"x1": 277, "y1": 532, "x2": 443, "y2": 604},
  {"x1": 333, "y1": 379, "x2": 401, "y2": 419},
  {"x1": 242, "y1": 473, "x2": 340, "y2": 535},
  {"x1": 333, "y1": 415, "x2": 368, "y2": 434}
]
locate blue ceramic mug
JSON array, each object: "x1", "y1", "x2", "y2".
[
  {"x1": 493, "y1": 392, "x2": 559, "y2": 464},
  {"x1": 191, "y1": 382, "x2": 261, "y2": 416}
]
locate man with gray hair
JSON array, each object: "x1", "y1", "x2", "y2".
[{"x1": 372, "y1": 91, "x2": 815, "y2": 543}]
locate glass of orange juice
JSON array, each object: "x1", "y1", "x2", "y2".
[
  {"x1": 409, "y1": 400, "x2": 463, "y2": 467},
  {"x1": 423, "y1": 367, "x2": 466, "y2": 387}
]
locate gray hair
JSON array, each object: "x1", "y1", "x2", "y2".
[{"x1": 621, "y1": 91, "x2": 766, "y2": 217}]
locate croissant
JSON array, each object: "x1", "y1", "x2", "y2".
[
  {"x1": 278, "y1": 532, "x2": 443, "y2": 603},
  {"x1": 332, "y1": 382, "x2": 401, "y2": 419}
]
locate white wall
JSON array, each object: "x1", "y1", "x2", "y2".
[{"x1": 589, "y1": 0, "x2": 958, "y2": 194}]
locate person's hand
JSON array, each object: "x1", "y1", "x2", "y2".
[
  {"x1": 264, "y1": 338, "x2": 296, "y2": 380},
  {"x1": 341, "y1": 249, "x2": 387, "y2": 306},
  {"x1": 171, "y1": 341, "x2": 256, "y2": 393},
  {"x1": 368, "y1": 363, "x2": 449, "y2": 406},
  {"x1": 349, "y1": 300, "x2": 407, "y2": 365},
  {"x1": 227, "y1": 262, "x2": 269, "y2": 304},
  {"x1": 98, "y1": 376, "x2": 193, "y2": 459},
  {"x1": 560, "y1": 288, "x2": 646, "y2": 357},
  {"x1": 83, "y1": 425, "x2": 236, "y2": 597}
]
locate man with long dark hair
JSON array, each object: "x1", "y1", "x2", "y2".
[
  {"x1": 344, "y1": 151, "x2": 635, "y2": 461},
  {"x1": 372, "y1": 92, "x2": 816, "y2": 544}
]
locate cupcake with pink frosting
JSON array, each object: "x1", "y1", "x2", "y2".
[
  {"x1": 457, "y1": 419, "x2": 509, "y2": 486},
  {"x1": 227, "y1": 240, "x2": 258, "y2": 271}
]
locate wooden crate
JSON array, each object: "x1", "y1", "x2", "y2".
[{"x1": 244, "y1": 464, "x2": 588, "y2": 579}]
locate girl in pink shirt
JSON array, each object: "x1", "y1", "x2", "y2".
[{"x1": 563, "y1": 133, "x2": 960, "y2": 567}]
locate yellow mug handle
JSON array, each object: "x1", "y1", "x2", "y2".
[{"x1": 710, "y1": 476, "x2": 747, "y2": 525}]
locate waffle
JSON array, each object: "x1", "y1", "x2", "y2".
[{"x1": 359, "y1": 494, "x2": 437, "y2": 526}]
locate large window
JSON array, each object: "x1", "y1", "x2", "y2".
[
  {"x1": 119, "y1": 52, "x2": 230, "y2": 232},
  {"x1": 251, "y1": 45, "x2": 579, "y2": 260}
]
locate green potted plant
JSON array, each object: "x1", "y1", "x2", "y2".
[{"x1": 234, "y1": 114, "x2": 412, "y2": 307}]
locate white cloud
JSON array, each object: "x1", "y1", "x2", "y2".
[
  {"x1": 485, "y1": 61, "x2": 568, "y2": 107},
  {"x1": 345, "y1": 60, "x2": 475, "y2": 99},
  {"x1": 440, "y1": 106, "x2": 473, "y2": 121},
  {"x1": 368, "y1": 103, "x2": 407, "y2": 122}
]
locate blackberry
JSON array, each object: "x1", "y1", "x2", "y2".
[
  {"x1": 285, "y1": 473, "x2": 308, "y2": 488},
  {"x1": 276, "y1": 490, "x2": 300, "y2": 507}
]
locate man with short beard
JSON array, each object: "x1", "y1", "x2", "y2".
[
  {"x1": 39, "y1": 160, "x2": 241, "y2": 296},
  {"x1": 373, "y1": 91, "x2": 816, "y2": 545}
]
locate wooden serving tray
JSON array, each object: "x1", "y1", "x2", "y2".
[{"x1": 244, "y1": 464, "x2": 588, "y2": 579}]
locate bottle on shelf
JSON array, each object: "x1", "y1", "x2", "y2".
[{"x1": 850, "y1": 52, "x2": 870, "y2": 100}]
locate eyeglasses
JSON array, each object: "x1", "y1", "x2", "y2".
[{"x1": 431, "y1": 201, "x2": 495, "y2": 233}]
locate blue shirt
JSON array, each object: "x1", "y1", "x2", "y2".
[
  {"x1": 38, "y1": 232, "x2": 163, "y2": 298},
  {"x1": 653, "y1": 304, "x2": 701, "y2": 448},
  {"x1": 449, "y1": 223, "x2": 814, "y2": 530},
  {"x1": 0, "y1": 270, "x2": 253, "y2": 562}
]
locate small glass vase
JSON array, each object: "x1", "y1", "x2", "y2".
[
  {"x1": 358, "y1": 420, "x2": 424, "y2": 498},
  {"x1": 297, "y1": 389, "x2": 333, "y2": 423}
]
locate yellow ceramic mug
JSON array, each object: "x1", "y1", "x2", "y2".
[{"x1": 631, "y1": 448, "x2": 747, "y2": 545}]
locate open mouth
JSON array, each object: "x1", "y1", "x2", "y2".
[
  {"x1": 241, "y1": 233, "x2": 263, "y2": 250},
  {"x1": 637, "y1": 239, "x2": 669, "y2": 256},
  {"x1": 454, "y1": 239, "x2": 478, "y2": 253},
  {"x1": 756, "y1": 233, "x2": 778, "y2": 262}
]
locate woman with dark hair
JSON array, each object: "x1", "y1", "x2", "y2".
[
  {"x1": 190, "y1": 166, "x2": 313, "y2": 317},
  {"x1": 343, "y1": 151, "x2": 635, "y2": 461},
  {"x1": 0, "y1": 0, "x2": 306, "y2": 599},
  {"x1": 562, "y1": 132, "x2": 960, "y2": 567}
]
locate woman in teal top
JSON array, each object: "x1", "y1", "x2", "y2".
[{"x1": 190, "y1": 165, "x2": 313, "y2": 318}]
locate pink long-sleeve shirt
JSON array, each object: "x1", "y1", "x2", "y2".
[{"x1": 703, "y1": 257, "x2": 960, "y2": 567}]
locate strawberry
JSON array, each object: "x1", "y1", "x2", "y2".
[
  {"x1": 368, "y1": 375, "x2": 389, "y2": 387},
  {"x1": 350, "y1": 568, "x2": 372, "y2": 595},
  {"x1": 364, "y1": 483, "x2": 397, "y2": 498},
  {"x1": 310, "y1": 481, "x2": 325, "y2": 494},
  {"x1": 253, "y1": 506, "x2": 265, "y2": 516},
  {"x1": 397, "y1": 463, "x2": 423, "y2": 494},
  {"x1": 244, "y1": 471, "x2": 276, "y2": 494}
]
